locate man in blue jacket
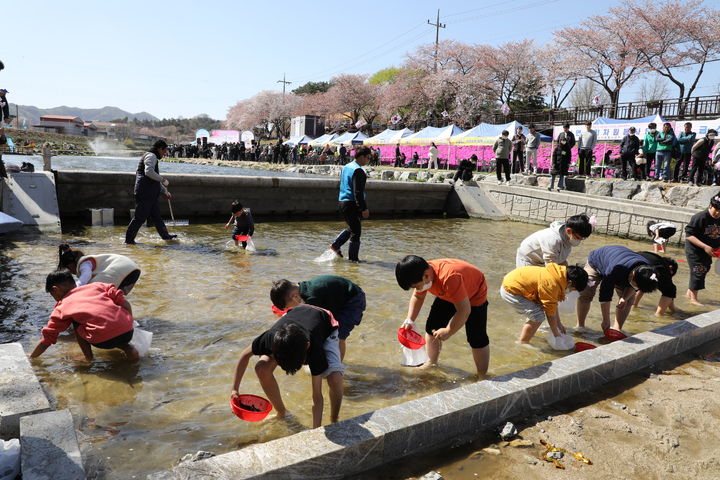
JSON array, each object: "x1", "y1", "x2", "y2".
[
  {"x1": 576, "y1": 245, "x2": 660, "y2": 331},
  {"x1": 329, "y1": 147, "x2": 370, "y2": 262}
]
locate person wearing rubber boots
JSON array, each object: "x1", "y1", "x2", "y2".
[
  {"x1": 329, "y1": 147, "x2": 370, "y2": 262},
  {"x1": 124, "y1": 139, "x2": 177, "y2": 244}
]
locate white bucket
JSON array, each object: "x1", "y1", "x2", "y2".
[
  {"x1": 90, "y1": 208, "x2": 103, "y2": 226},
  {"x1": 102, "y1": 208, "x2": 114, "y2": 226}
]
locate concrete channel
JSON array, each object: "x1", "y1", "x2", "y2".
[{"x1": 3, "y1": 172, "x2": 720, "y2": 479}]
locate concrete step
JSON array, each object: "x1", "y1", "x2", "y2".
[
  {"x1": 0, "y1": 343, "x2": 51, "y2": 439},
  {"x1": 20, "y1": 409, "x2": 85, "y2": 480},
  {"x1": 452, "y1": 184, "x2": 507, "y2": 220},
  {"x1": 0, "y1": 172, "x2": 61, "y2": 231}
]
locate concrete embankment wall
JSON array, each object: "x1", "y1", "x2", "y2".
[
  {"x1": 54, "y1": 171, "x2": 453, "y2": 219},
  {"x1": 468, "y1": 182, "x2": 698, "y2": 245}
]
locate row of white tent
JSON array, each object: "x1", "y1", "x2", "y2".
[{"x1": 284, "y1": 121, "x2": 553, "y2": 147}]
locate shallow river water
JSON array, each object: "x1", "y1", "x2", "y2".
[{"x1": 0, "y1": 216, "x2": 706, "y2": 479}]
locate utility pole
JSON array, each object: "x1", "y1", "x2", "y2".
[
  {"x1": 427, "y1": 9, "x2": 446, "y2": 73},
  {"x1": 277, "y1": 73, "x2": 292, "y2": 95}
]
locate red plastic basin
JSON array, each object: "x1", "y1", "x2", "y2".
[
  {"x1": 574, "y1": 341, "x2": 597, "y2": 352},
  {"x1": 230, "y1": 394, "x2": 273, "y2": 422},
  {"x1": 397, "y1": 327, "x2": 426, "y2": 350},
  {"x1": 604, "y1": 328, "x2": 628, "y2": 342}
]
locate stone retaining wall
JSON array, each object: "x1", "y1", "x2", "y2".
[{"x1": 480, "y1": 183, "x2": 697, "y2": 245}]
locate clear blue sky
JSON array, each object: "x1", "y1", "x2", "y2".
[{"x1": 4, "y1": 0, "x2": 719, "y2": 120}]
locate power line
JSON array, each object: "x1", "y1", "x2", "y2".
[{"x1": 291, "y1": 22, "x2": 426, "y2": 84}]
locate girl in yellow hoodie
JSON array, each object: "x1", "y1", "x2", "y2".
[{"x1": 501, "y1": 263, "x2": 588, "y2": 344}]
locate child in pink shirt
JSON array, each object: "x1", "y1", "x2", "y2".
[{"x1": 30, "y1": 270, "x2": 138, "y2": 362}]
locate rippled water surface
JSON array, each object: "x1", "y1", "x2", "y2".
[{"x1": 0, "y1": 218, "x2": 705, "y2": 478}]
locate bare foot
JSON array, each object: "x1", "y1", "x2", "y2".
[
  {"x1": 419, "y1": 361, "x2": 437, "y2": 370},
  {"x1": 688, "y1": 299, "x2": 704, "y2": 306}
]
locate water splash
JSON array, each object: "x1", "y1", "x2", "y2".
[
  {"x1": 314, "y1": 249, "x2": 340, "y2": 263},
  {"x1": 88, "y1": 137, "x2": 130, "y2": 156}
]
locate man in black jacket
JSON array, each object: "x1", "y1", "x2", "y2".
[
  {"x1": 619, "y1": 127, "x2": 640, "y2": 180},
  {"x1": 556, "y1": 123, "x2": 576, "y2": 173}
]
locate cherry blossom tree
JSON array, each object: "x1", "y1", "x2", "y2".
[
  {"x1": 226, "y1": 90, "x2": 301, "y2": 139},
  {"x1": 554, "y1": 13, "x2": 645, "y2": 116},
  {"x1": 299, "y1": 74, "x2": 378, "y2": 131},
  {"x1": 614, "y1": 0, "x2": 720, "y2": 117},
  {"x1": 540, "y1": 44, "x2": 580, "y2": 109},
  {"x1": 475, "y1": 40, "x2": 545, "y2": 110}
]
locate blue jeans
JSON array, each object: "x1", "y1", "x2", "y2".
[{"x1": 655, "y1": 150, "x2": 672, "y2": 180}]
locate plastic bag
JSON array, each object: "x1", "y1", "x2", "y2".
[
  {"x1": 0, "y1": 439, "x2": 20, "y2": 480},
  {"x1": 400, "y1": 321, "x2": 429, "y2": 367},
  {"x1": 245, "y1": 237, "x2": 257, "y2": 252},
  {"x1": 557, "y1": 290, "x2": 579, "y2": 314},
  {"x1": 130, "y1": 328, "x2": 153, "y2": 357},
  {"x1": 546, "y1": 333, "x2": 575, "y2": 351}
]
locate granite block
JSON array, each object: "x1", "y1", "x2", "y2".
[
  {"x1": 20, "y1": 410, "x2": 84, "y2": 480},
  {"x1": 0, "y1": 343, "x2": 51, "y2": 439}
]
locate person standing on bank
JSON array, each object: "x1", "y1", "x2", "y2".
[
  {"x1": 619, "y1": 127, "x2": 640, "y2": 180},
  {"x1": 125, "y1": 140, "x2": 177, "y2": 244},
  {"x1": 511, "y1": 126, "x2": 526, "y2": 174},
  {"x1": 643, "y1": 122, "x2": 659, "y2": 179},
  {"x1": 689, "y1": 129, "x2": 717, "y2": 187},
  {"x1": 329, "y1": 146, "x2": 370, "y2": 262},
  {"x1": 525, "y1": 124, "x2": 541, "y2": 174},
  {"x1": 428, "y1": 142, "x2": 439, "y2": 170},
  {"x1": 674, "y1": 122, "x2": 696, "y2": 182},
  {"x1": 654, "y1": 122, "x2": 676, "y2": 182},
  {"x1": 577, "y1": 121, "x2": 597, "y2": 176},
  {"x1": 494, "y1": 130, "x2": 512, "y2": 184}
]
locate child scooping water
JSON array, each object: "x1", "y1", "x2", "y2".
[
  {"x1": 395, "y1": 256, "x2": 490, "y2": 377},
  {"x1": 224, "y1": 200, "x2": 254, "y2": 248},
  {"x1": 270, "y1": 275, "x2": 365, "y2": 360},
  {"x1": 230, "y1": 304, "x2": 344, "y2": 428},
  {"x1": 30, "y1": 270, "x2": 138, "y2": 362},
  {"x1": 500, "y1": 263, "x2": 588, "y2": 345},
  {"x1": 57, "y1": 243, "x2": 141, "y2": 294},
  {"x1": 646, "y1": 221, "x2": 677, "y2": 254}
]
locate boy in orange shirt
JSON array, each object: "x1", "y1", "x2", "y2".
[{"x1": 395, "y1": 256, "x2": 489, "y2": 376}]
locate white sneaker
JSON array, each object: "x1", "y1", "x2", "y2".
[{"x1": 497, "y1": 180, "x2": 504, "y2": 185}]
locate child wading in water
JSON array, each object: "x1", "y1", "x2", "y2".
[
  {"x1": 224, "y1": 200, "x2": 254, "y2": 248},
  {"x1": 500, "y1": 263, "x2": 588, "y2": 345},
  {"x1": 270, "y1": 275, "x2": 365, "y2": 360},
  {"x1": 230, "y1": 304, "x2": 344, "y2": 428},
  {"x1": 30, "y1": 270, "x2": 138, "y2": 362},
  {"x1": 646, "y1": 221, "x2": 677, "y2": 254},
  {"x1": 395, "y1": 256, "x2": 490, "y2": 377},
  {"x1": 684, "y1": 195, "x2": 720, "y2": 305}
]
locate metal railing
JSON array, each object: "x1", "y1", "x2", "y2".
[{"x1": 477, "y1": 95, "x2": 720, "y2": 127}]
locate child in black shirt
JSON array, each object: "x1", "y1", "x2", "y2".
[
  {"x1": 224, "y1": 200, "x2": 254, "y2": 248},
  {"x1": 230, "y1": 304, "x2": 344, "y2": 428},
  {"x1": 684, "y1": 195, "x2": 720, "y2": 305}
]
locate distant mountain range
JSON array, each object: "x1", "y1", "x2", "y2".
[{"x1": 13, "y1": 105, "x2": 159, "y2": 125}]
